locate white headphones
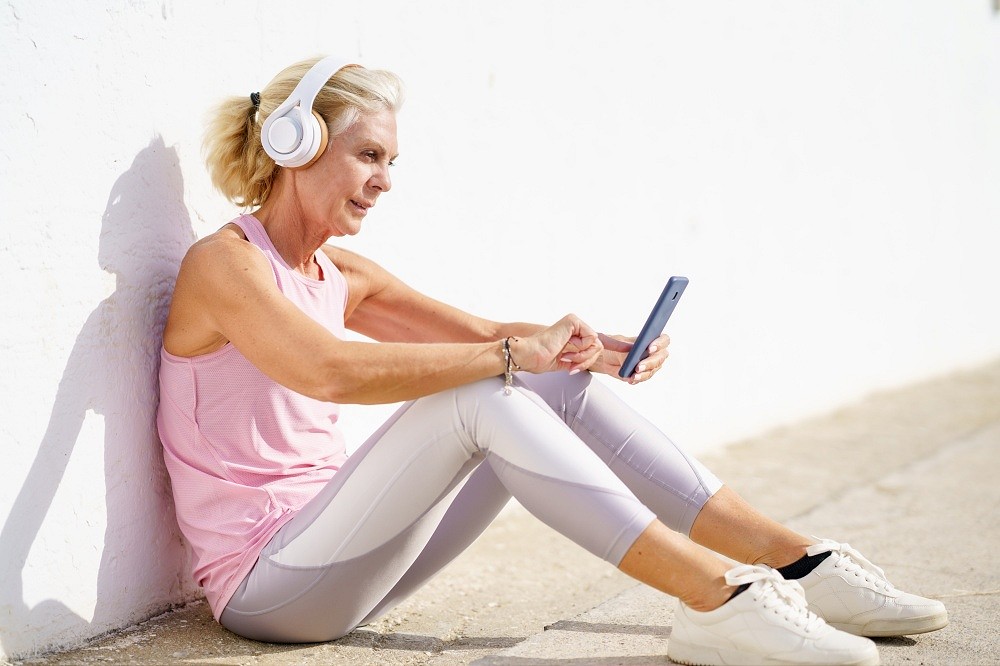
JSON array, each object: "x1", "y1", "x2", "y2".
[{"x1": 260, "y1": 55, "x2": 357, "y2": 168}]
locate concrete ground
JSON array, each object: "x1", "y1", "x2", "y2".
[{"x1": 11, "y1": 359, "x2": 1000, "y2": 666}]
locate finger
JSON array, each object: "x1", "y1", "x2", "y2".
[
  {"x1": 642, "y1": 346, "x2": 670, "y2": 366},
  {"x1": 564, "y1": 331, "x2": 600, "y2": 353},
  {"x1": 571, "y1": 330, "x2": 603, "y2": 351},
  {"x1": 628, "y1": 367, "x2": 654, "y2": 385},
  {"x1": 570, "y1": 333, "x2": 599, "y2": 355},
  {"x1": 628, "y1": 357, "x2": 665, "y2": 384},
  {"x1": 598, "y1": 333, "x2": 633, "y2": 353},
  {"x1": 569, "y1": 349, "x2": 603, "y2": 375},
  {"x1": 560, "y1": 341, "x2": 604, "y2": 367},
  {"x1": 645, "y1": 333, "x2": 671, "y2": 355},
  {"x1": 560, "y1": 337, "x2": 601, "y2": 357},
  {"x1": 565, "y1": 341, "x2": 604, "y2": 374}
]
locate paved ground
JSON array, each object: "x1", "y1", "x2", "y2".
[{"x1": 11, "y1": 359, "x2": 1000, "y2": 666}]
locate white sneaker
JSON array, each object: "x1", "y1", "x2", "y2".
[
  {"x1": 668, "y1": 565, "x2": 879, "y2": 666},
  {"x1": 798, "y1": 539, "x2": 948, "y2": 637}
]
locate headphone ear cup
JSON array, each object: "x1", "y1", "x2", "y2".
[
  {"x1": 296, "y1": 111, "x2": 330, "y2": 169},
  {"x1": 264, "y1": 113, "x2": 304, "y2": 164}
]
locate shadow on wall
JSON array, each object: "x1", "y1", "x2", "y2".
[{"x1": 0, "y1": 137, "x2": 199, "y2": 658}]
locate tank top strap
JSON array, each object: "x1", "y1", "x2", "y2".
[
  {"x1": 231, "y1": 214, "x2": 270, "y2": 250},
  {"x1": 313, "y1": 244, "x2": 338, "y2": 279},
  {"x1": 313, "y1": 245, "x2": 349, "y2": 308}
]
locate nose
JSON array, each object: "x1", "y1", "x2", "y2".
[{"x1": 370, "y1": 163, "x2": 392, "y2": 193}]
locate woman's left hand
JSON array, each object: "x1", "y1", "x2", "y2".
[{"x1": 591, "y1": 332, "x2": 671, "y2": 385}]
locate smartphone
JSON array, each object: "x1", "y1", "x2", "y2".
[{"x1": 618, "y1": 276, "x2": 688, "y2": 379}]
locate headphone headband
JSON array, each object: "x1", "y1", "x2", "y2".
[{"x1": 260, "y1": 55, "x2": 358, "y2": 168}]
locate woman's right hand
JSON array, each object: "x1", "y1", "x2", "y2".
[{"x1": 511, "y1": 314, "x2": 604, "y2": 375}]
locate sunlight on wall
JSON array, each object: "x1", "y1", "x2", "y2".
[{"x1": 22, "y1": 410, "x2": 106, "y2": 626}]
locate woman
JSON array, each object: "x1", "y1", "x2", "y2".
[{"x1": 158, "y1": 56, "x2": 945, "y2": 665}]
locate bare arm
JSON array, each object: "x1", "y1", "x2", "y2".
[
  {"x1": 162, "y1": 232, "x2": 601, "y2": 405},
  {"x1": 326, "y1": 245, "x2": 543, "y2": 344},
  {"x1": 326, "y1": 246, "x2": 671, "y2": 384}
]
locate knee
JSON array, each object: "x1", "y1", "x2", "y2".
[
  {"x1": 448, "y1": 377, "x2": 506, "y2": 409},
  {"x1": 552, "y1": 369, "x2": 595, "y2": 394},
  {"x1": 517, "y1": 370, "x2": 597, "y2": 418}
]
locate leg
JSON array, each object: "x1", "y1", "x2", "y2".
[
  {"x1": 221, "y1": 376, "x2": 884, "y2": 664},
  {"x1": 221, "y1": 391, "x2": 488, "y2": 643},
  {"x1": 372, "y1": 372, "x2": 772, "y2": 617},
  {"x1": 693, "y1": 490, "x2": 947, "y2": 637},
  {"x1": 221, "y1": 378, "x2": 733, "y2": 642},
  {"x1": 363, "y1": 447, "x2": 734, "y2": 624},
  {"x1": 619, "y1": 521, "x2": 733, "y2": 612},
  {"x1": 357, "y1": 462, "x2": 511, "y2": 625},
  {"x1": 521, "y1": 372, "x2": 945, "y2": 639},
  {"x1": 520, "y1": 371, "x2": 722, "y2": 535},
  {"x1": 521, "y1": 372, "x2": 812, "y2": 565},
  {"x1": 690, "y1": 486, "x2": 813, "y2": 568}
]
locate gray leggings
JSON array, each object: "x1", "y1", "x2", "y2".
[{"x1": 220, "y1": 372, "x2": 722, "y2": 643}]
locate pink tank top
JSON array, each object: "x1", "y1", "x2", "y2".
[{"x1": 157, "y1": 214, "x2": 349, "y2": 619}]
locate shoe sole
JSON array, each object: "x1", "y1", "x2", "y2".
[
  {"x1": 667, "y1": 639, "x2": 880, "y2": 666},
  {"x1": 831, "y1": 612, "x2": 949, "y2": 638}
]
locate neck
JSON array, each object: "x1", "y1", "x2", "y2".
[{"x1": 253, "y1": 184, "x2": 329, "y2": 277}]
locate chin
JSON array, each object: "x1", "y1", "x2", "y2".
[{"x1": 329, "y1": 218, "x2": 363, "y2": 237}]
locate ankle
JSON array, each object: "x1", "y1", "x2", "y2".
[
  {"x1": 681, "y1": 577, "x2": 738, "y2": 612},
  {"x1": 752, "y1": 542, "x2": 813, "y2": 570}
]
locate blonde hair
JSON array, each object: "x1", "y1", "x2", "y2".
[{"x1": 203, "y1": 57, "x2": 404, "y2": 208}]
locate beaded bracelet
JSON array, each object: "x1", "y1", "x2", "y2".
[{"x1": 502, "y1": 336, "x2": 521, "y2": 395}]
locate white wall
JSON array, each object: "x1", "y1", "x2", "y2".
[{"x1": 2, "y1": 0, "x2": 998, "y2": 659}]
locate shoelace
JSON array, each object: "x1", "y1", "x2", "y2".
[
  {"x1": 807, "y1": 539, "x2": 895, "y2": 592},
  {"x1": 725, "y1": 565, "x2": 826, "y2": 633}
]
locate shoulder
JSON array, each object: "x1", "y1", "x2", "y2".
[
  {"x1": 320, "y1": 244, "x2": 397, "y2": 313},
  {"x1": 320, "y1": 244, "x2": 393, "y2": 287},
  {"x1": 183, "y1": 224, "x2": 266, "y2": 275},
  {"x1": 175, "y1": 223, "x2": 275, "y2": 301},
  {"x1": 165, "y1": 224, "x2": 272, "y2": 355},
  {"x1": 320, "y1": 244, "x2": 380, "y2": 275}
]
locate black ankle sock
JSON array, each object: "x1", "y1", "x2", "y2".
[
  {"x1": 727, "y1": 583, "x2": 751, "y2": 602},
  {"x1": 777, "y1": 551, "x2": 831, "y2": 580}
]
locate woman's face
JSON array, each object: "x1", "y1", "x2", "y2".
[{"x1": 297, "y1": 108, "x2": 398, "y2": 237}]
